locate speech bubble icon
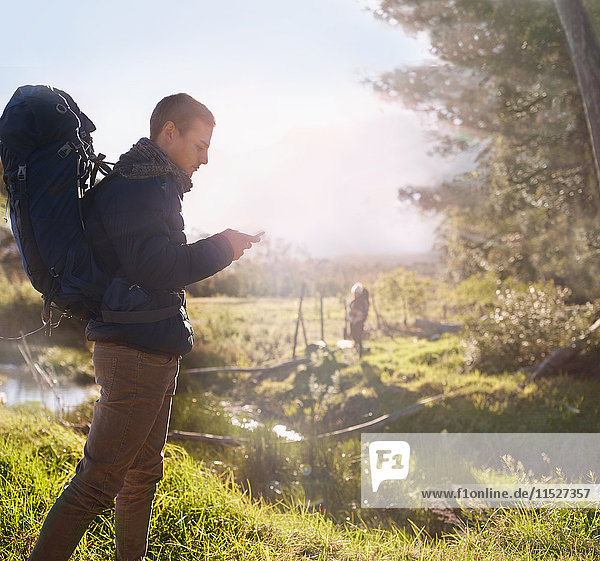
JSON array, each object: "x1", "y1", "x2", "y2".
[{"x1": 368, "y1": 440, "x2": 411, "y2": 492}]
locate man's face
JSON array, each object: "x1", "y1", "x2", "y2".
[{"x1": 164, "y1": 118, "x2": 213, "y2": 177}]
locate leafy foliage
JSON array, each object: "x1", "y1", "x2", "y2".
[
  {"x1": 371, "y1": 0, "x2": 600, "y2": 298},
  {"x1": 462, "y1": 279, "x2": 596, "y2": 372},
  {"x1": 453, "y1": 271, "x2": 499, "y2": 319}
]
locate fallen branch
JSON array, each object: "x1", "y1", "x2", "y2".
[
  {"x1": 316, "y1": 394, "x2": 446, "y2": 438},
  {"x1": 514, "y1": 316, "x2": 600, "y2": 394},
  {"x1": 167, "y1": 430, "x2": 247, "y2": 447},
  {"x1": 516, "y1": 346, "x2": 578, "y2": 393},
  {"x1": 414, "y1": 318, "x2": 462, "y2": 335},
  {"x1": 185, "y1": 356, "x2": 310, "y2": 376}
]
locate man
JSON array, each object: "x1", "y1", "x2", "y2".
[{"x1": 27, "y1": 93, "x2": 261, "y2": 561}]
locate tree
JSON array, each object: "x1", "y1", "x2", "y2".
[
  {"x1": 554, "y1": 0, "x2": 600, "y2": 192},
  {"x1": 375, "y1": 268, "x2": 434, "y2": 326},
  {"x1": 371, "y1": 0, "x2": 600, "y2": 298}
]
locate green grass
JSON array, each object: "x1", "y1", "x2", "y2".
[
  {"x1": 0, "y1": 406, "x2": 417, "y2": 560},
  {"x1": 170, "y1": 298, "x2": 600, "y2": 532},
  {"x1": 357, "y1": 334, "x2": 600, "y2": 434},
  {"x1": 3, "y1": 295, "x2": 600, "y2": 558},
  {"x1": 1, "y1": 406, "x2": 600, "y2": 560}
]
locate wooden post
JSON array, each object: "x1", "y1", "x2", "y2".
[
  {"x1": 319, "y1": 294, "x2": 324, "y2": 343},
  {"x1": 292, "y1": 284, "x2": 305, "y2": 358},
  {"x1": 343, "y1": 300, "x2": 348, "y2": 339},
  {"x1": 300, "y1": 312, "x2": 308, "y2": 348}
]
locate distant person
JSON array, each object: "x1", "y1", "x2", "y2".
[
  {"x1": 27, "y1": 93, "x2": 262, "y2": 561},
  {"x1": 348, "y1": 282, "x2": 369, "y2": 357}
]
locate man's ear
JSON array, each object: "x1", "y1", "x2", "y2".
[{"x1": 161, "y1": 120, "x2": 177, "y2": 143}]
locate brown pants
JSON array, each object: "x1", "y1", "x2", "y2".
[
  {"x1": 350, "y1": 320, "x2": 365, "y2": 356},
  {"x1": 28, "y1": 342, "x2": 179, "y2": 561}
]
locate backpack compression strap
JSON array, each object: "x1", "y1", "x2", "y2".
[{"x1": 100, "y1": 304, "x2": 181, "y2": 324}]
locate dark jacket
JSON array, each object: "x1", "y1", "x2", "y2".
[{"x1": 84, "y1": 167, "x2": 233, "y2": 356}]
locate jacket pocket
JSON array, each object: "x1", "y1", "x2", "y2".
[{"x1": 102, "y1": 277, "x2": 151, "y2": 312}]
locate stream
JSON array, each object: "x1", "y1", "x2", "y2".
[
  {"x1": 0, "y1": 363, "x2": 98, "y2": 412},
  {"x1": 0, "y1": 364, "x2": 304, "y2": 442}
]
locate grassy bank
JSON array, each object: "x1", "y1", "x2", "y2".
[
  {"x1": 0, "y1": 406, "x2": 416, "y2": 561},
  {"x1": 1, "y1": 407, "x2": 600, "y2": 560},
  {"x1": 3, "y1": 295, "x2": 600, "y2": 558},
  {"x1": 170, "y1": 318, "x2": 600, "y2": 535}
]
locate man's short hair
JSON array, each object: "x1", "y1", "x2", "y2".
[{"x1": 150, "y1": 93, "x2": 216, "y2": 140}]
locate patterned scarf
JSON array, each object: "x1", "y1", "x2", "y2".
[{"x1": 113, "y1": 137, "x2": 192, "y2": 195}]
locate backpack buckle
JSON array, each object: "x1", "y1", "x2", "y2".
[
  {"x1": 58, "y1": 142, "x2": 74, "y2": 158},
  {"x1": 17, "y1": 165, "x2": 26, "y2": 181}
]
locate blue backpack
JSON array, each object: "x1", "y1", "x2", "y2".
[{"x1": 0, "y1": 85, "x2": 111, "y2": 328}]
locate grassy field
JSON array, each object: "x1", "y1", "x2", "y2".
[
  {"x1": 2, "y1": 295, "x2": 600, "y2": 558},
  {"x1": 171, "y1": 298, "x2": 600, "y2": 534},
  {"x1": 181, "y1": 297, "x2": 600, "y2": 436},
  {"x1": 183, "y1": 296, "x2": 348, "y2": 368}
]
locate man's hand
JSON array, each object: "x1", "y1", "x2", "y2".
[{"x1": 220, "y1": 229, "x2": 263, "y2": 261}]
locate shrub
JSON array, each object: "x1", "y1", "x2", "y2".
[
  {"x1": 462, "y1": 279, "x2": 595, "y2": 372},
  {"x1": 453, "y1": 272, "x2": 499, "y2": 320}
]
